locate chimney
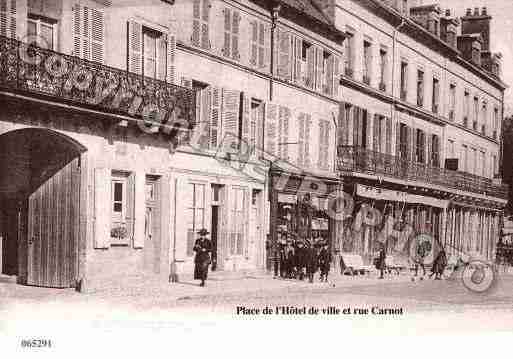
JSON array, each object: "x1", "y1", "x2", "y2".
[
  {"x1": 441, "y1": 9, "x2": 459, "y2": 48},
  {"x1": 310, "y1": 0, "x2": 336, "y2": 24},
  {"x1": 457, "y1": 34, "x2": 483, "y2": 66},
  {"x1": 410, "y1": 4, "x2": 442, "y2": 37},
  {"x1": 461, "y1": 5, "x2": 492, "y2": 52}
]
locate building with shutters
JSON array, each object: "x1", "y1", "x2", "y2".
[{"x1": 334, "y1": 1, "x2": 508, "y2": 265}]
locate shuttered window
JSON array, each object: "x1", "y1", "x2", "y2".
[
  {"x1": 192, "y1": 0, "x2": 210, "y2": 50},
  {"x1": 277, "y1": 106, "x2": 291, "y2": 160},
  {"x1": 73, "y1": 4, "x2": 104, "y2": 63},
  {"x1": 229, "y1": 187, "x2": 246, "y2": 256},
  {"x1": 27, "y1": 15, "x2": 56, "y2": 50},
  {"x1": 128, "y1": 21, "x2": 175, "y2": 83},
  {"x1": 249, "y1": 20, "x2": 269, "y2": 70},
  {"x1": 222, "y1": 7, "x2": 240, "y2": 61},
  {"x1": 221, "y1": 88, "x2": 241, "y2": 153},
  {"x1": 298, "y1": 113, "x2": 312, "y2": 168},
  {"x1": 275, "y1": 28, "x2": 292, "y2": 81},
  {"x1": 0, "y1": 0, "x2": 16, "y2": 39},
  {"x1": 318, "y1": 119, "x2": 331, "y2": 170},
  {"x1": 110, "y1": 171, "x2": 133, "y2": 246},
  {"x1": 186, "y1": 183, "x2": 206, "y2": 257},
  {"x1": 265, "y1": 103, "x2": 278, "y2": 157}
]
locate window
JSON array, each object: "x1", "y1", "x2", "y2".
[
  {"x1": 27, "y1": 15, "x2": 57, "y2": 50},
  {"x1": 110, "y1": 171, "x2": 132, "y2": 245},
  {"x1": 192, "y1": 0, "x2": 211, "y2": 50},
  {"x1": 379, "y1": 47, "x2": 387, "y2": 90},
  {"x1": 473, "y1": 97, "x2": 479, "y2": 130},
  {"x1": 431, "y1": 134, "x2": 440, "y2": 167},
  {"x1": 481, "y1": 102, "x2": 487, "y2": 135},
  {"x1": 344, "y1": 32, "x2": 354, "y2": 76},
  {"x1": 222, "y1": 7, "x2": 240, "y2": 61},
  {"x1": 250, "y1": 20, "x2": 268, "y2": 69},
  {"x1": 432, "y1": 77, "x2": 439, "y2": 114},
  {"x1": 449, "y1": 84, "x2": 456, "y2": 120},
  {"x1": 318, "y1": 119, "x2": 331, "y2": 170},
  {"x1": 493, "y1": 107, "x2": 499, "y2": 139},
  {"x1": 447, "y1": 139, "x2": 455, "y2": 159},
  {"x1": 230, "y1": 188, "x2": 246, "y2": 256},
  {"x1": 461, "y1": 145, "x2": 468, "y2": 172},
  {"x1": 463, "y1": 90, "x2": 470, "y2": 126},
  {"x1": 415, "y1": 129, "x2": 425, "y2": 163},
  {"x1": 186, "y1": 183, "x2": 206, "y2": 256},
  {"x1": 470, "y1": 148, "x2": 477, "y2": 175},
  {"x1": 400, "y1": 61, "x2": 408, "y2": 100},
  {"x1": 492, "y1": 154, "x2": 497, "y2": 177},
  {"x1": 416, "y1": 69, "x2": 424, "y2": 107},
  {"x1": 399, "y1": 123, "x2": 408, "y2": 160},
  {"x1": 73, "y1": 5, "x2": 104, "y2": 63},
  {"x1": 363, "y1": 40, "x2": 372, "y2": 85},
  {"x1": 480, "y1": 151, "x2": 486, "y2": 177},
  {"x1": 143, "y1": 27, "x2": 167, "y2": 80}
]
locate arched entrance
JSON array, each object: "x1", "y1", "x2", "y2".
[{"x1": 0, "y1": 128, "x2": 86, "y2": 288}]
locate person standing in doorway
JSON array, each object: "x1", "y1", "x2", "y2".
[{"x1": 193, "y1": 228, "x2": 212, "y2": 287}]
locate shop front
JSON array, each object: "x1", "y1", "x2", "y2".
[{"x1": 267, "y1": 168, "x2": 341, "y2": 273}]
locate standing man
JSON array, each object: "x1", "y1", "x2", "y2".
[
  {"x1": 193, "y1": 228, "x2": 212, "y2": 287},
  {"x1": 378, "y1": 244, "x2": 386, "y2": 279}
]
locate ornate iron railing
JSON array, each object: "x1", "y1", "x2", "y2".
[
  {"x1": 338, "y1": 146, "x2": 509, "y2": 200},
  {"x1": 0, "y1": 35, "x2": 196, "y2": 130}
]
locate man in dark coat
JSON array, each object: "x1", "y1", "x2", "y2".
[
  {"x1": 193, "y1": 228, "x2": 212, "y2": 287},
  {"x1": 378, "y1": 245, "x2": 386, "y2": 279},
  {"x1": 318, "y1": 242, "x2": 331, "y2": 282},
  {"x1": 295, "y1": 240, "x2": 307, "y2": 280},
  {"x1": 430, "y1": 248, "x2": 447, "y2": 280},
  {"x1": 305, "y1": 242, "x2": 318, "y2": 283}
]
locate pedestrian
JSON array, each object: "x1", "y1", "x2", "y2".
[
  {"x1": 318, "y1": 242, "x2": 331, "y2": 282},
  {"x1": 305, "y1": 241, "x2": 318, "y2": 283},
  {"x1": 378, "y1": 245, "x2": 386, "y2": 279},
  {"x1": 430, "y1": 248, "x2": 447, "y2": 280},
  {"x1": 193, "y1": 228, "x2": 212, "y2": 287},
  {"x1": 285, "y1": 240, "x2": 295, "y2": 278},
  {"x1": 295, "y1": 240, "x2": 307, "y2": 280}
]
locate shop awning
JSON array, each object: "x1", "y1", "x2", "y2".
[{"x1": 356, "y1": 184, "x2": 449, "y2": 209}]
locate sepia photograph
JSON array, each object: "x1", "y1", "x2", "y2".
[{"x1": 0, "y1": 0, "x2": 512, "y2": 357}]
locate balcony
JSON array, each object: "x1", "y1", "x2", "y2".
[
  {"x1": 0, "y1": 36, "x2": 196, "y2": 131},
  {"x1": 337, "y1": 146, "x2": 509, "y2": 200}
]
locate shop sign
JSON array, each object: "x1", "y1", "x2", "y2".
[{"x1": 278, "y1": 193, "x2": 297, "y2": 204}]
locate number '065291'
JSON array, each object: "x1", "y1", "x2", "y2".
[{"x1": 21, "y1": 339, "x2": 52, "y2": 348}]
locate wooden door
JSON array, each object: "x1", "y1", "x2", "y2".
[
  {"x1": 144, "y1": 177, "x2": 161, "y2": 273},
  {"x1": 26, "y1": 158, "x2": 81, "y2": 288}
]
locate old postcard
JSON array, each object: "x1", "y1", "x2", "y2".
[{"x1": 1, "y1": 0, "x2": 512, "y2": 357}]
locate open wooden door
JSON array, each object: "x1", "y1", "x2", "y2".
[{"x1": 26, "y1": 158, "x2": 81, "y2": 288}]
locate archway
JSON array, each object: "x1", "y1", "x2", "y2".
[{"x1": 0, "y1": 128, "x2": 86, "y2": 288}]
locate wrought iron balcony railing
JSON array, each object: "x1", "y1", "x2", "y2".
[
  {"x1": 337, "y1": 146, "x2": 509, "y2": 200},
  {"x1": 0, "y1": 35, "x2": 196, "y2": 130}
]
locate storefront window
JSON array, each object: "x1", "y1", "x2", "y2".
[
  {"x1": 186, "y1": 183, "x2": 205, "y2": 256},
  {"x1": 230, "y1": 188, "x2": 246, "y2": 256}
]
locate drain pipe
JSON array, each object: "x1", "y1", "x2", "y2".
[{"x1": 270, "y1": 3, "x2": 281, "y2": 102}]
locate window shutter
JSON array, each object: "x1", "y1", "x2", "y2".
[
  {"x1": 231, "y1": 10, "x2": 240, "y2": 61},
  {"x1": 200, "y1": 0, "x2": 210, "y2": 50},
  {"x1": 94, "y1": 168, "x2": 110, "y2": 249},
  {"x1": 326, "y1": 54, "x2": 334, "y2": 96},
  {"x1": 241, "y1": 94, "x2": 251, "y2": 149},
  {"x1": 385, "y1": 117, "x2": 392, "y2": 155},
  {"x1": 427, "y1": 133, "x2": 432, "y2": 166},
  {"x1": 265, "y1": 103, "x2": 278, "y2": 157},
  {"x1": 278, "y1": 106, "x2": 290, "y2": 160},
  {"x1": 409, "y1": 126, "x2": 415, "y2": 162},
  {"x1": 346, "y1": 105, "x2": 353, "y2": 146},
  {"x1": 260, "y1": 23, "x2": 269, "y2": 70},
  {"x1": 133, "y1": 172, "x2": 146, "y2": 249},
  {"x1": 167, "y1": 33, "x2": 176, "y2": 84},
  {"x1": 0, "y1": 0, "x2": 15, "y2": 38},
  {"x1": 298, "y1": 112, "x2": 305, "y2": 166},
  {"x1": 91, "y1": 8, "x2": 104, "y2": 63},
  {"x1": 128, "y1": 20, "x2": 142, "y2": 75},
  {"x1": 395, "y1": 121, "x2": 401, "y2": 157},
  {"x1": 306, "y1": 45, "x2": 315, "y2": 87},
  {"x1": 82, "y1": 6, "x2": 91, "y2": 60},
  {"x1": 353, "y1": 107, "x2": 361, "y2": 147},
  {"x1": 249, "y1": 20, "x2": 257, "y2": 66},
  {"x1": 337, "y1": 102, "x2": 346, "y2": 147},
  {"x1": 222, "y1": 7, "x2": 231, "y2": 58},
  {"x1": 256, "y1": 101, "x2": 265, "y2": 151},
  {"x1": 276, "y1": 29, "x2": 291, "y2": 81},
  {"x1": 72, "y1": 3, "x2": 82, "y2": 57},
  {"x1": 372, "y1": 114, "x2": 379, "y2": 152},
  {"x1": 157, "y1": 34, "x2": 168, "y2": 81},
  {"x1": 315, "y1": 46, "x2": 323, "y2": 92},
  {"x1": 126, "y1": 173, "x2": 135, "y2": 241},
  {"x1": 191, "y1": 0, "x2": 201, "y2": 47},
  {"x1": 323, "y1": 120, "x2": 331, "y2": 170},
  {"x1": 293, "y1": 36, "x2": 302, "y2": 84},
  {"x1": 305, "y1": 114, "x2": 312, "y2": 167},
  {"x1": 318, "y1": 120, "x2": 326, "y2": 169},
  {"x1": 210, "y1": 86, "x2": 222, "y2": 149},
  {"x1": 174, "y1": 177, "x2": 192, "y2": 262},
  {"x1": 181, "y1": 76, "x2": 193, "y2": 89},
  {"x1": 221, "y1": 88, "x2": 241, "y2": 153}
]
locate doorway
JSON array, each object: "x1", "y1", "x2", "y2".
[
  {"x1": 210, "y1": 184, "x2": 223, "y2": 271},
  {"x1": 0, "y1": 128, "x2": 86, "y2": 288}
]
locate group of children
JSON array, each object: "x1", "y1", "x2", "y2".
[{"x1": 275, "y1": 234, "x2": 332, "y2": 283}]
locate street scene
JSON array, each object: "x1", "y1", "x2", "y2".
[{"x1": 1, "y1": 0, "x2": 513, "y2": 354}]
